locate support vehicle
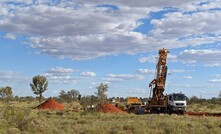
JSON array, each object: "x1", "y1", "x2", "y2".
[
  {"x1": 126, "y1": 97, "x2": 142, "y2": 113},
  {"x1": 167, "y1": 93, "x2": 187, "y2": 114}
]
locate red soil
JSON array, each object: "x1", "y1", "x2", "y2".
[
  {"x1": 36, "y1": 98, "x2": 65, "y2": 110},
  {"x1": 99, "y1": 103, "x2": 125, "y2": 114},
  {"x1": 186, "y1": 112, "x2": 221, "y2": 118}
]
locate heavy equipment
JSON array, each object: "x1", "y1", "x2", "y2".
[
  {"x1": 148, "y1": 48, "x2": 169, "y2": 113},
  {"x1": 126, "y1": 97, "x2": 142, "y2": 113},
  {"x1": 147, "y1": 48, "x2": 186, "y2": 114}
]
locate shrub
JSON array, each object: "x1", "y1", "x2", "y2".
[{"x1": 3, "y1": 106, "x2": 33, "y2": 131}]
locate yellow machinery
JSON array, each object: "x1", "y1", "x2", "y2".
[
  {"x1": 148, "y1": 48, "x2": 169, "y2": 113},
  {"x1": 126, "y1": 97, "x2": 142, "y2": 113}
]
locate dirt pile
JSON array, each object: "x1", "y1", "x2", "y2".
[
  {"x1": 186, "y1": 112, "x2": 221, "y2": 118},
  {"x1": 36, "y1": 98, "x2": 65, "y2": 110},
  {"x1": 99, "y1": 103, "x2": 125, "y2": 114}
]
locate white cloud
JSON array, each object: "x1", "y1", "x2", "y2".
[
  {"x1": 47, "y1": 67, "x2": 74, "y2": 74},
  {"x1": 0, "y1": 0, "x2": 32, "y2": 3},
  {"x1": 150, "y1": 11, "x2": 221, "y2": 40},
  {"x1": 204, "y1": 63, "x2": 221, "y2": 67},
  {"x1": 81, "y1": 71, "x2": 96, "y2": 77},
  {"x1": 179, "y1": 49, "x2": 221, "y2": 67},
  {"x1": 80, "y1": 0, "x2": 198, "y2": 8},
  {"x1": 168, "y1": 54, "x2": 179, "y2": 62},
  {"x1": 29, "y1": 32, "x2": 150, "y2": 60},
  {"x1": 0, "y1": 3, "x2": 146, "y2": 37},
  {"x1": 104, "y1": 73, "x2": 144, "y2": 82},
  {"x1": 139, "y1": 54, "x2": 178, "y2": 63},
  {"x1": 184, "y1": 76, "x2": 192, "y2": 79},
  {"x1": 180, "y1": 0, "x2": 221, "y2": 12},
  {"x1": 0, "y1": 71, "x2": 27, "y2": 83},
  {"x1": 102, "y1": 77, "x2": 123, "y2": 82},
  {"x1": 139, "y1": 55, "x2": 157, "y2": 63},
  {"x1": 0, "y1": 0, "x2": 220, "y2": 60},
  {"x1": 208, "y1": 79, "x2": 221, "y2": 83},
  {"x1": 168, "y1": 69, "x2": 186, "y2": 73},
  {"x1": 4, "y1": 33, "x2": 16, "y2": 40},
  {"x1": 136, "y1": 69, "x2": 155, "y2": 74},
  {"x1": 43, "y1": 67, "x2": 77, "y2": 84}
]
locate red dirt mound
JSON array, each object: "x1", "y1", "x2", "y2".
[
  {"x1": 186, "y1": 112, "x2": 221, "y2": 118},
  {"x1": 36, "y1": 98, "x2": 65, "y2": 110},
  {"x1": 99, "y1": 103, "x2": 125, "y2": 114}
]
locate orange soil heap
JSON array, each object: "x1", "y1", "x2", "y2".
[
  {"x1": 36, "y1": 98, "x2": 65, "y2": 110},
  {"x1": 100, "y1": 102, "x2": 125, "y2": 113},
  {"x1": 186, "y1": 112, "x2": 221, "y2": 118}
]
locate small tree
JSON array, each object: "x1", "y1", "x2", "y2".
[
  {"x1": 30, "y1": 75, "x2": 48, "y2": 103},
  {"x1": 59, "y1": 89, "x2": 80, "y2": 102},
  {"x1": 188, "y1": 95, "x2": 199, "y2": 104},
  {"x1": 67, "y1": 89, "x2": 80, "y2": 101},
  {"x1": 96, "y1": 83, "x2": 108, "y2": 106},
  {"x1": 0, "y1": 86, "x2": 13, "y2": 101},
  {"x1": 59, "y1": 90, "x2": 68, "y2": 102}
]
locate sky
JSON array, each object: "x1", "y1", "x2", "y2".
[{"x1": 0, "y1": 0, "x2": 221, "y2": 99}]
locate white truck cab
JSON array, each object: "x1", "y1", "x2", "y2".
[{"x1": 167, "y1": 93, "x2": 187, "y2": 114}]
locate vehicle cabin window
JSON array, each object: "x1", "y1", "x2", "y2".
[{"x1": 169, "y1": 96, "x2": 172, "y2": 100}]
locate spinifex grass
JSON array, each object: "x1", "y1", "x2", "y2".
[
  {"x1": 0, "y1": 102, "x2": 220, "y2": 134},
  {"x1": 187, "y1": 102, "x2": 221, "y2": 113}
]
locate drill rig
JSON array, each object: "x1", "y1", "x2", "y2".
[{"x1": 148, "y1": 48, "x2": 169, "y2": 113}]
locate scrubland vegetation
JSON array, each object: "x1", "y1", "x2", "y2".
[
  {"x1": 187, "y1": 96, "x2": 221, "y2": 113},
  {"x1": 0, "y1": 100, "x2": 220, "y2": 134},
  {"x1": 0, "y1": 83, "x2": 220, "y2": 133}
]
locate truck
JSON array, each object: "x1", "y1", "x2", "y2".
[
  {"x1": 167, "y1": 93, "x2": 187, "y2": 114},
  {"x1": 126, "y1": 97, "x2": 142, "y2": 113},
  {"x1": 147, "y1": 48, "x2": 186, "y2": 114}
]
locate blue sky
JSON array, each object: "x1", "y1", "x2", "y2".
[{"x1": 0, "y1": 0, "x2": 221, "y2": 99}]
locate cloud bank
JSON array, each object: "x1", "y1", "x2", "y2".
[{"x1": 0, "y1": 0, "x2": 220, "y2": 60}]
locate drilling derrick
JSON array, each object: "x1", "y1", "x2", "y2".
[{"x1": 148, "y1": 48, "x2": 169, "y2": 113}]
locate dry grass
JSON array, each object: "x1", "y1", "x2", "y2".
[
  {"x1": 186, "y1": 102, "x2": 221, "y2": 113},
  {"x1": 0, "y1": 101, "x2": 220, "y2": 134}
]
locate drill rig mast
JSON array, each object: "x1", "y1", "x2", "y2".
[{"x1": 148, "y1": 48, "x2": 169, "y2": 113}]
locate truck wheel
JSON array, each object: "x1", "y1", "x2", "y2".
[
  {"x1": 150, "y1": 108, "x2": 156, "y2": 114},
  {"x1": 167, "y1": 108, "x2": 172, "y2": 115},
  {"x1": 180, "y1": 111, "x2": 184, "y2": 115}
]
